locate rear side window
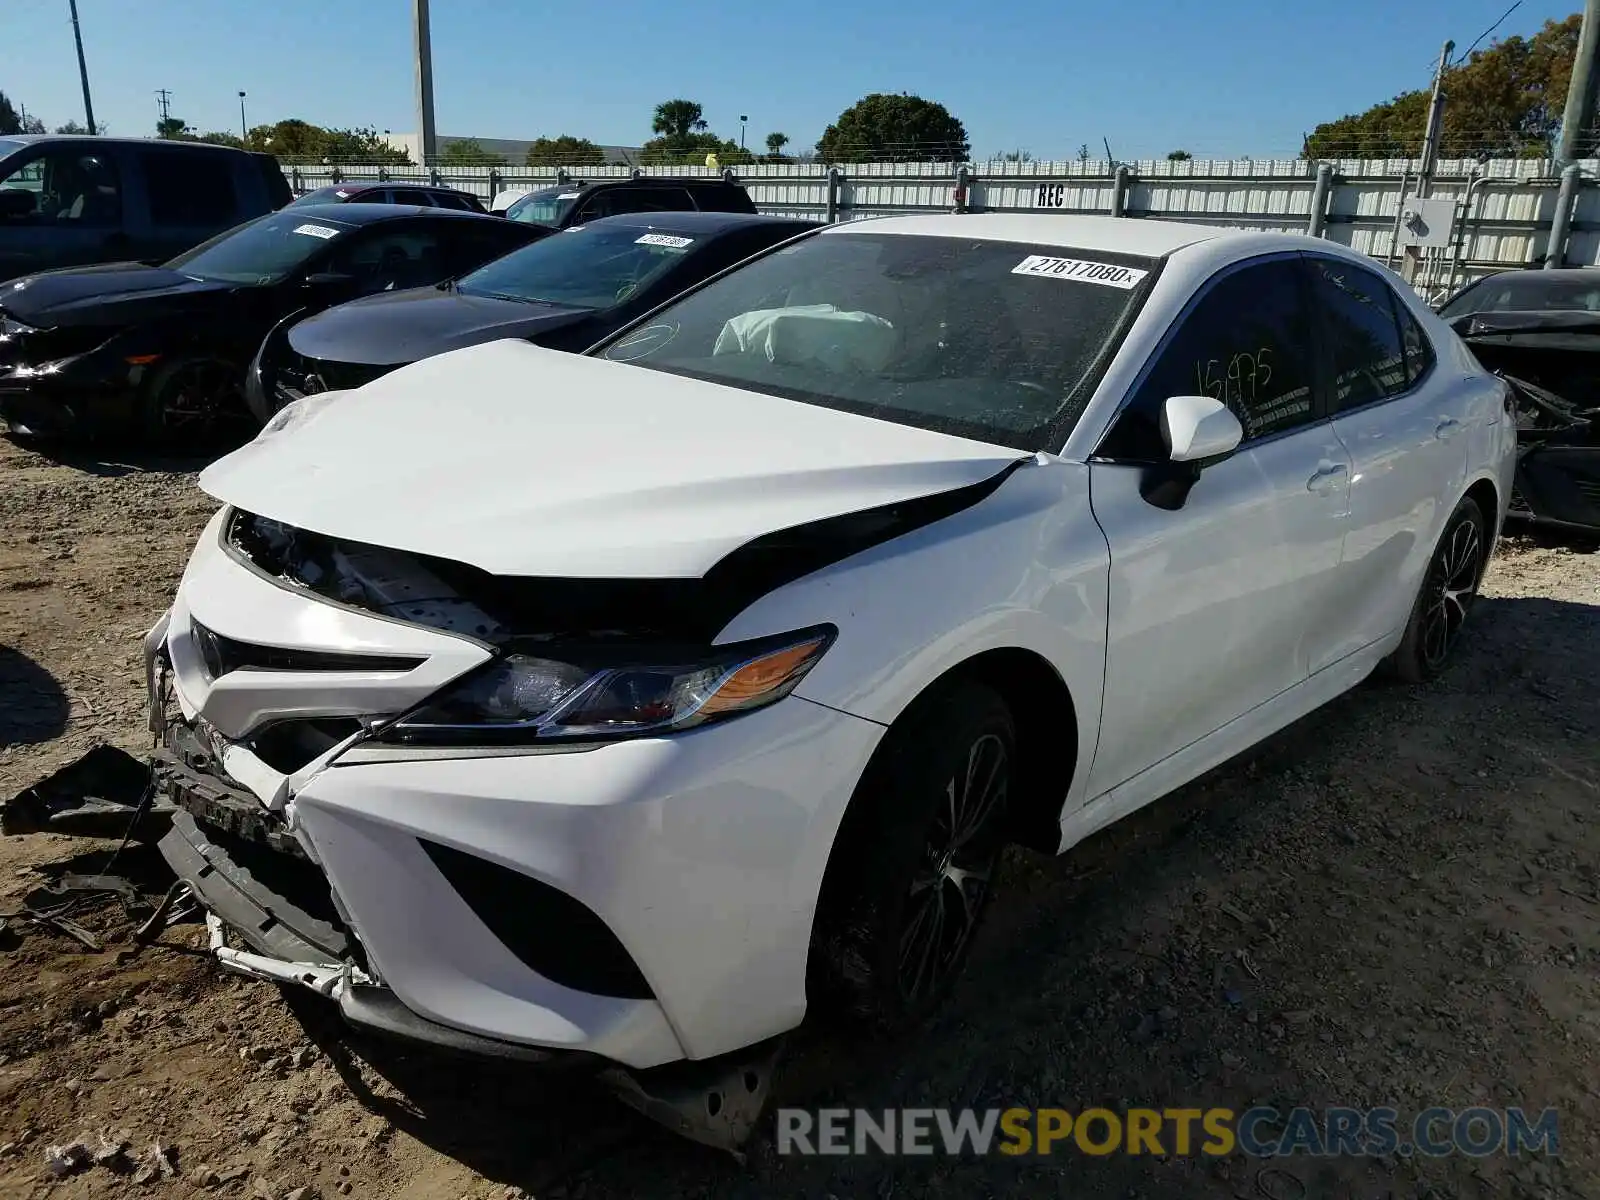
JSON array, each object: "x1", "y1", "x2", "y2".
[
  {"x1": 434, "y1": 191, "x2": 483, "y2": 212},
  {"x1": 1304, "y1": 256, "x2": 1409, "y2": 411},
  {"x1": 1101, "y1": 258, "x2": 1318, "y2": 459},
  {"x1": 140, "y1": 149, "x2": 239, "y2": 226},
  {"x1": 692, "y1": 186, "x2": 757, "y2": 214},
  {"x1": 1394, "y1": 298, "x2": 1435, "y2": 387},
  {"x1": 391, "y1": 188, "x2": 435, "y2": 206}
]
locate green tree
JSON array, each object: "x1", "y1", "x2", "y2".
[
  {"x1": 652, "y1": 99, "x2": 708, "y2": 141},
  {"x1": 156, "y1": 116, "x2": 189, "y2": 139},
  {"x1": 195, "y1": 131, "x2": 245, "y2": 148},
  {"x1": 55, "y1": 119, "x2": 90, "y2": 135},
  {"x1": 1076, "y1": 143, "x2": 1091, "y2": 163},
  {"x1": 0, "y1": 92, "x2": 19, "y2": 136},
  {"x1": 243, "y1": 119, "x2": 409, "y2": 163},
  {"x1": 525, "y1": 135, "x2": 606, "y2": 166},
  {"x1": 1001, "y1": 149, "x2": 1033, "y2": 162},
  {"x1": 440, "y1": 138, "x2": 506, "y2": 165},
  {"x1": 816, "y1": 93, "x2": 969, "y2": 163},
  {"x1": 1167, "y1": 148, "x2": 1192, "y2": 161},
  {"x1": 764, "y1": 131, "x2": 790, "y2": 160},
  {"x1": 1304, "y1": 14, "x2": 1581, "y2": 158}
]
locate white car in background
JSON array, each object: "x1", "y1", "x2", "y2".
[{"x1": 145, "y1": 214, "x2": 1515, "y2": 1143}]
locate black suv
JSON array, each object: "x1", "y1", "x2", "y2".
[
  {"x1": 0, "y1": 136, "x2": 293, "y2": 282},
  {"x1": 500, "y1": 177, "x2": 757, "y2": 230}
]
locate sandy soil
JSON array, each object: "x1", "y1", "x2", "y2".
[{"x1": 0, "y1": 431, "x2": 1597, "y2": 1200}]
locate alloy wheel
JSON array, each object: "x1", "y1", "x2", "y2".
[
  {"x1": 1420, "y1": 515, "x2": 1483, "y2": 670},
  {"x1": 896, "y1": 732, "x2": 1009, "y2": 1003},
  {"x1": 157, "y1": 361, "x2": 254, "y2": 445}
]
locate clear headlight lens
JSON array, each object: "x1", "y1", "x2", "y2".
[{"x1": 387, "y1": 627, "x2": 835, "y2": 745}]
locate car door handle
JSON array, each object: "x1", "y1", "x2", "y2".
[
  {"x1": 1306, "y1": 462, "x2": 1348, "y2": 493},
  {"x1": 1435, "y1": 417, "x2": 1463, "y2": 440}
]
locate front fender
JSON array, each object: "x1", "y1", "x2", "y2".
[{"x1": 715, "y1": 457, "x2": 1110, "y2": 808}]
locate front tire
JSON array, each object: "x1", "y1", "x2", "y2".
[
  {"x1": 138, "y1": 356, "x2": 254, "y2": 451},
  {"x1": 1386, "y1": 495, "x2": 1488, "y2": 683},
  {"x1": 810, "y1": 680, "x2": 1016, "y2": 1034}
]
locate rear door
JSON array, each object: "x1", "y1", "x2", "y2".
[
  {"x1": 134, "y1": 146, "x2": 249, "y2": 261},
  {"x1": 1306, "y1": 253, "x2": 1471, "y2": 666},
  {"x1": 1087, "y1": 256, "x2": 1353, "y2": 796}
]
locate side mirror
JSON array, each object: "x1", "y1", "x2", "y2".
[
  {"x1": 1161, "y1": 395, "x2": 1244, "y2": 463},
  {"x1": 0, "y1": 190, "x2": 37, "y2": 218},
  {"x1": 1137, "y1": 396, "x2": 1245, "y2": 513}
]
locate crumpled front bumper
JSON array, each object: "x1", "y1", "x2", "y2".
[{"x1": 144, "y1": 512, "x2": 887, "y2": 1074}]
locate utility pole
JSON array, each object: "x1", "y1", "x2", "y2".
[
  {"x1": 155, "y1": 89, "x2": 172, "y2": 123},
  {"x1": 1556, "y1": 0, "x2": 1600, "y2": 167},
  {"x1": 68, "y1": 0, "x2": 97, "y2": 135},
  {"x1": 413, "y1": 0, "x2": 437, "y2": 166},
  {"x1": 1403, "y1": 38, "x2": 1453, "y2": 284}
]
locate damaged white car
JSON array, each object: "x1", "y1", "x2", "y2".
[{"x1": 144, "y1": 214, "x2": 1515, "y2": 1148}]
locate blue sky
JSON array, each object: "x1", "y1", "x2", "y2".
[{"x1": 2, "y1": 0, "x2": 1580, "y2": 159}]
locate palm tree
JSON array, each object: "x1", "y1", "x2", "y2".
[{"x1": 765, "y1": 131, "x2": 790, "y2": 160}]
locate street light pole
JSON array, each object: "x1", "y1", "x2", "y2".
[
  {"x1": 739, "y1": 115, "x2": 748, "y2": 150},
  {"x1": 239, "y1": 91, "x2": 248, "y2": 141},
  {"x1": 67, "y1": 0, "x2": 98, "y2": 135}
]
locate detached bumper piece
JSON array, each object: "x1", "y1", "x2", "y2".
[{"x1": 1, "y1": 745, "x2": 172, "y2": 839}]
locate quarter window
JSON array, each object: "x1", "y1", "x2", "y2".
[
  {"x1": 1394, "y1": 298, "x2": 1435, "y2": 387},
  {"x1": 1305, "y1": 256, "x2": 1410, "y2": 411},
  {"x1": 1101, "y1": 258, "x2": 1318, "y2": 460}
]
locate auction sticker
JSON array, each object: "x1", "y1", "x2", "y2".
[
  {"x1": 292, "y1": 223, "x2": 341, "y2": 239},
  {"x1": 1011, "y1": 255, "x2": 1147, "y2": 289},
  {"x1": 636, "y1": 233, "x2": 694, "y2": 248}
]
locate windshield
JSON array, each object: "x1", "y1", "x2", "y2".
[
  {"x1": 457, "y1": 224, "x2": 697, "y2": 309},
  {"x1": 287, "y1": 186, "x2": 357, "y2": 207},
  {"x1": 1440, "y1": 273, "x2": 1600, "y2": 318},
  {"x1": 165, "y1": 212, "x2": 355, "y2": 284},
  {"x1": 597, "y1": 232, "x2": 1155, "y2": 450},
  {"x1": 505, "y1": 187, "x2": 581, "y2": 227}
]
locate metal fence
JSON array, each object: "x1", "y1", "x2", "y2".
[{"x1": 280, "y1": 156, "x2": 1600, "y2": 302}]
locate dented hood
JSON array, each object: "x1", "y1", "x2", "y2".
[{"x1": 198, "y1": 339, "x2": 1026, "y2": 579}]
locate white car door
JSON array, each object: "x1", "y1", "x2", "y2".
[
  {"x1": 1086, "y1": 255, "x2": 1353, "y2": 797},
  {"x1": 1303, "y1": 253, "x2": 1470, "y2": 668}
]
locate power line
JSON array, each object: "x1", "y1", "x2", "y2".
[{"x1": 1457, "y1": 0, "x2": 1524, "y2": 64}]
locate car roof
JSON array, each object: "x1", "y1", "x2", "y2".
[
  {"x1": 279, "y1": 202, "x2": 499, "y2": 225},
  {"x1": 578, "y1": 211, "x2": 817, "y2": 235},
  {"x1": 323, "y1": 182, "x2": 474, "y2": 196},
  {"x1": 1, "y1": 134, "x2": 258, "y2": 155},
  {"x1": 824, "y1": 213, "x2": 1257, "y2": 258},
  {"x1": 562, "y1": 176, "x2": 746, "y2": 191}
]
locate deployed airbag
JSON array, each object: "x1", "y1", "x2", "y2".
[{"x1": 712, "y1": 304, "x2": 896, "y2": 373}]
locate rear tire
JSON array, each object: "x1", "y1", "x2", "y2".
[
  {"x1": 810, "y1": 680, "x2": 1015, "y2": 1034},
  {"x1": 1385, "y1": 495, "x2": 1488, "y2": 683}
]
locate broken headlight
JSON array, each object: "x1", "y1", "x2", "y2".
[{"x1": 384, "y1": 626, "x2": 835, "y2": 745}]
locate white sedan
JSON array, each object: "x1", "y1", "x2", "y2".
[{"x1": 145, "y1": 213, "x2": 1514, "y2": 1137}]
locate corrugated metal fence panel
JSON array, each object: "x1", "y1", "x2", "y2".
[{"x1": 276, "y1": 156, "x2": 1600, "y2": 275}]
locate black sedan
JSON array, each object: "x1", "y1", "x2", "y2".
[
  {"x1": 247, "y1": 210, "x2": 819, "y2": 421},
  {"x1": 287, "y1": 183, "x2": 487, "y2": 213},
  {"x1": 0, "y1": 204, "x2": 540, "y2": 446}
]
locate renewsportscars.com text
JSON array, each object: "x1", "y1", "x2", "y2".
[{"x1": 775, "y1": 1106, "x2": 1559, "y2": 1159}]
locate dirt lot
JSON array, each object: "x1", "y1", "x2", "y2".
[{"x1": 0, "y1": 431, "x2": 1597, "y2": 1200}]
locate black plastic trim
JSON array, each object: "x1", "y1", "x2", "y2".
[{"x1": 421, "y1": 839, "x2": 654, "y2": 1000}]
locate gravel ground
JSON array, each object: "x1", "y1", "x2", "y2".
[{"x1": 0, "y1": 431, "x2": 1597, "y2": 1200}]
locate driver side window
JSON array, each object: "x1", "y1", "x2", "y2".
[
  {"x1": 1099, "y1": 258, "x2": 1317, "y2": 461},
  {"x1": 0, "y1": 147, "x2": 122, "y2": 227}
]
